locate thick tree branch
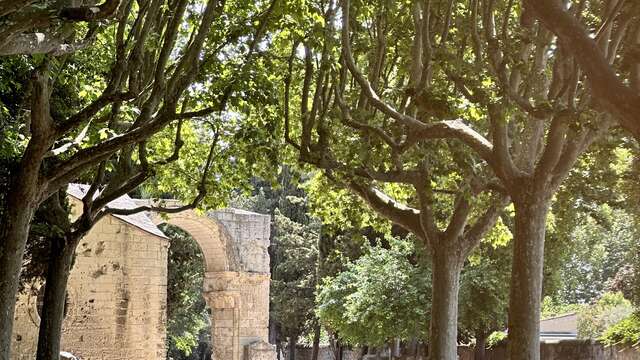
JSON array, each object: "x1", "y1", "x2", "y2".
[
  {"x1": 346, "y1": 180, "x2": 423, "y2": 238},
  {"x1": 462, "y1": 194, "x2": 510, "y2": 253},
  {"x1": 525, "y1": 0, "x2": 640, "y2": 139},
  {"x1": 414, "y1": 176, "x2": 440, "y2": 244},
  {"x1": 283, "y1": 41, "x2": 301, "y2": 149},
  {"x1": 444, "y1": 193, "x2": 471, "y2": 241},
  {"x1": 533, "y1": 111, "x2": 571, "y2": 181}
]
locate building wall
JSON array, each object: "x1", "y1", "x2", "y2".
[{"x1": 11, "y1": 212, "x2": 168, "y2": 360}]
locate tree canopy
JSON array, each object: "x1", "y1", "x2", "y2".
[{"x1": 1, "y1": 1, "x2": 640, "y2": 359}]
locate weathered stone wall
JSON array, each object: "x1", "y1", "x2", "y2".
[
  {"x1": 204, "y1": 271, "x2": 271, "y2": 359},
  {"x1": 210, "y1": 209, "x2": 271, "y2": 274},
  {"x1": 291, "y1": 343, "x2": 640, "y2": 360},
  {"x1": 11, "y1": 204, "x2": 168, "y2": 360},
  {"x1": 204, "y1": 210, "x2": 274, "y2": 360},
  {"x1": 457, "y1": 341, "x2": 640, "y2": 360}
]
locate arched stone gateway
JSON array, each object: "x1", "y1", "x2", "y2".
[
  {"x1": 145, "y1": 206, "x2": 276, "y2": 360},
  {"x1": 10, "y1": 188, "x2": 275, "y2": 360}
]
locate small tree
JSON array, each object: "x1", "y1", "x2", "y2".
[
  {"x1": 316, "y1": 237, "x2": 431, "y2": 349},
  {"x1": 271, "y1": 210, "x2": 320, "y2": 360}
]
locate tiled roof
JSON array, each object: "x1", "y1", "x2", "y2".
[{"x1": 67, "y1": 184, "x2": 167, "y2": 239}]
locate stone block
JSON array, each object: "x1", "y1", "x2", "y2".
[{"x1": 244, "y1": 340, "x2": 276, "y2": 360}]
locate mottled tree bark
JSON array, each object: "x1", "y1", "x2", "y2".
[
  {"x1": 288, "y1": 335, "x2": 297, "y2": 360},
  {"x1": 428, "y1": 245, "x2": 463, "y2": 360},
  {"x1": 34, "y1": 190, "x2": 90, "y2": 360},
  {"x1": 311, "y1": 323, "x2": 320, "y2": 360},
  {"x1": 507, "y1": 189, "x2": 551, "y2": 360},
  {"x1": 35, "y1": 238, "x2": 75, "y2": 360},
  {"x1": 474, "y1": 332, "x2": 487, "y2": 360},
  {"x1": 0, "y1": 67, "x2": 53, "y2": 360},
  {"x1": 0, "y1": 184, "x2": 41, "y2": 360}
]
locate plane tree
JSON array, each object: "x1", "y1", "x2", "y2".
[
  {"x1": 279, "y1": 0, "x2": 617, "y2": 359},
  {"x1": 281, "y1": 1, "x2": 509, "y2": 358}
]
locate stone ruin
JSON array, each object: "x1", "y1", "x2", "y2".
[
  {"x1": 11, "y1": 186, "x2": 276, "y2": 360},
  {"x1": 148, "y1": 206, "x2": 276, "y2": 360}
]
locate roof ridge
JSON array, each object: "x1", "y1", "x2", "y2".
[
  {"x1": 67, "y1": 184, "x2": 167, "y2": 239},
  {"x1": 541, "y1": 312, "x2": 578, "y2": 321}
]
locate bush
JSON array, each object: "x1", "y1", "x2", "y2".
[
  {"x1": 541, "y1": 296, "x2": 585, "y2": 319},
  {"x1": 601, "y1": 312, "x2": 640, "y2": 348},
  {"x1": 577, "y1": 292, "x2": 633, "y2": 339},
  {"x1": 316, "y1": 237, "x2": 430, "y2": 346},
  {"x1": 486, "y1": 331, "x2": 507, "y2": 348}
]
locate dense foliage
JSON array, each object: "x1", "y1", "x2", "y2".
[
  {"x1": 577, "y1": 292, "x2": 634, "y2": 340},
  {"x1": 1, "y1": 1, "x2": 640, "y2": 359},
  {"x1": 317, "y1": 237, "x2": 431, "y2": 347},
  {"x1": 601, "y1": 312, "x2": 640, "y2": 348},
  {"x1": 161, "y1": 224, "x2": 211, "y2": 360},
  {"x1": 271, "y1": 210, "x2": 320, "y2": 341}
]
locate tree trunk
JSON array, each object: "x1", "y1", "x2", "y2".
[
  {"x1": 428, "y1": 245, "x2": 463, "y2": 360},
  {"x1": 276, "y1": 341, "x2": 282, "y2": 360},
  {"x1": 474, "y1": 333, "x2": 487, "y2": 360},
  {"x1": 35, "y1": 236, "x2": 77, "y2": 360},
  {"x1": 507, "y1": 194, "x2": 550, "y2": 360},
  {"x1": 359, "y1": 346, "x2": 369, "y2": 360},
  {"x1": 288, "y1": 336, "x2": 297, "y2": 360},
  {"x1": 311, "y1": 323, "x2": 321, "y2": 360},
  {"x1": 0, "y1": 65, "x2": 52, "y2": 360},
  {"x1": 0, "y1": 172, "x2": 44, "y2": 360}
]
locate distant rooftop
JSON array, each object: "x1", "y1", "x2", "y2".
[
  {"x1": 67, "y1": 184, "x2": 167, "y2": 239},
  {"x1": 540, "y1": 312, "x2": 578, "y2": 342}
]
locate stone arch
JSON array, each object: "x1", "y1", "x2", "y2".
[
  {"x1": 154, "y1": 211, "x2": 236, "y2": 273},
  {"x1": 144, "y1": 205, "x2": 276, "y2": 360}
]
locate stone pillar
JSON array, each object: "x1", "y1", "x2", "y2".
[
  {"x1": 202, "y1": 209, "x2": 274, "y2": 360},
  {"x1": 204, "y1": 271, "x2": 274, "y2": 360},
  {"x1": 206, "y1": 289, "x2": 240, "y2": 360},
  {"x1": 244, "y1": 341, "x2": 277, "y2": 360}
]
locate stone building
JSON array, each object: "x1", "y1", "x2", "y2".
[{"x1": 11, "y1": 184, "x2": 275, "y2": 360}]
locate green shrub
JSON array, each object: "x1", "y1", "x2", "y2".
[
  {"x1": 601, "y1": 312, "x2": 640, "y2": 348},
  {"x1": 487, "y1": 331, "x2": 507, "y2": 348},
  {"x1": 316, "y1": 237, "x2": 430, "y2": 346},
  {"x1": 577, "y1": 292, "x2": 633, "y2": 339},
  {"x1": 541, "y1": 296, "x2": 585, "y2": 319}
]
